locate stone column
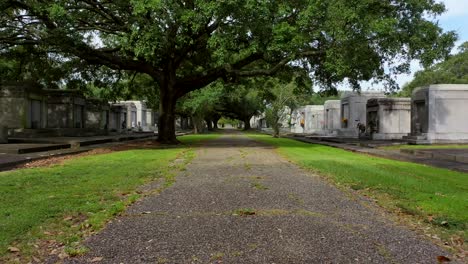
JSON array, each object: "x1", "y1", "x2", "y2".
[{"x1": 0, "y1": 126, "x2": 8, "y2": 143}]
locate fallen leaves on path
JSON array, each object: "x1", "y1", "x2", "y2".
[
  {"x1": 8, "y1": 247, "x2": 20, "y2": 253},
  {"x1": 90, "y1": 256, "x2": 104, "y2": 262},
  {"x1": 436, "y1": 255, "x2": 451, "y2": 262}
]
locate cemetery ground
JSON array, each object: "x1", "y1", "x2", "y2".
[{"x1": 0, "y1": 132, "x2": 466, "y2": 262}]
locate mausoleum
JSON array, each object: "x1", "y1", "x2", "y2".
[
  {"x1": 324, "y1": 100, "x2": 341, "y2": 134},
  {"x1": 338, "y1": 91, "x2": 386, "y2": 137},
  {"x1": 109, "y1": 104, "x2": 127, "y2": 132},
  {"x1": 85, "y1": 98, "x2": 110, "y2": 130},
  {"x1": 406, "y1": 84, "x2": 468, "y2": 143},
  {"x1": 366, "y1": 98, "x2": 411, "y2": 140},
  {"x1": 0, "y1": 82, "x2": 47, "y2": 132},
  {"x1": 291, "y1": 105, "x2": 324, "y2": 134},
  {"x1": 45, "y1": 89, "x2": 86, "y2": 129}
]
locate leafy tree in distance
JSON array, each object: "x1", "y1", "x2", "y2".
[
  {"x1": 265, "y1": 78, "x2": 299, "y2": 138},
  {"x1": 218, "y1": 80, "x2": 265, "y2": 130},
  {"x1": 178, "y1": 84, "x2": 223, "y2": 134},
  {"x1": 0, "y1": 0, "x2": 457, "y2": 143},
  {"x1": 400, "y1": 42, "x2": 468, "y2": 97}
]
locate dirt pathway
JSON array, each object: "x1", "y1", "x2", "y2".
[{"x1": 68, "y1": 134, "x2": 450, "y2": 263}]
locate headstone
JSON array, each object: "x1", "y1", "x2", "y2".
[
  {"x1": 406, "y1": 84, "x2": 468, "y2": 143},
  {"x1": 366, "y1": 98, "x2": 411, "y2": 140}
]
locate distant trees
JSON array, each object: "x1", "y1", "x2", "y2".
[
  {"x1": 265, "y1": 79, "x2": 299, "y2": 138},
  {"x1": 178, "y1": 84, "x2": 223, "y2": 134},
  {"x1": 400, "y1": 42, "x2": 468, "y2": 96}
]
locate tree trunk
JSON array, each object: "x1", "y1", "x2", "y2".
[
  {"x1": 205, "y1": 118, "x2": 213, "y2": 131},
  {"x1": 243, "y1": 117, "x2": 251, "y2": 131},
  {"x1": 157, "y1": 86, "x2": 179, "y2": 144},
  {"x1": 272, "y1": 115, "x2": 280, "y2": 137},
  {"x1": 212, "y1": 114, "x2": 221, "y2": 130},
  {"x1": 213, "y1": 118, "x2": 220, "y2": 129},
  {"x1": 273, "y1": 125, "x2": 280, "y2": 137}
]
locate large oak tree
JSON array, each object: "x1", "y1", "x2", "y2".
[{"x1": 0, "y1": 0, "x2": 456, "y2": 143}]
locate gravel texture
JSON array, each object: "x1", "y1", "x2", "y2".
[{"x1": 66, "y1": 134, "x2": 452, "y2": 264}]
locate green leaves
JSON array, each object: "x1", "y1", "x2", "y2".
[
  {"x1": 400, "y1": 41, "x2": 468, "y2": 96},
  {"x1": 0, "y1": 0, "x2": 458, "y2": 103}
]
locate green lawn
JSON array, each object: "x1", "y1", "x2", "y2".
[
  {"x1": 250, "y1": 134, "x2": 468, "y2": 237},
  {"x1": 0, "y1": 134, "x2": 218, "y2": 260}
]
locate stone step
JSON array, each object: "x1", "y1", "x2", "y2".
[{"x1": 0, "y1": 143, "x2": 71, "y2": 154}]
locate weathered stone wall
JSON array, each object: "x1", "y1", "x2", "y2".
[
  {"x1": 0, "y1": 126, "x2": 8, "y2": 143},
  {"x1": 304, "y1": 105, "x2": 324, "y2": 133},
  {"x1": 109, "y1": 105, "x2": 127, "y2": 132},
  {"x1": 85, "y1": 99, "x2": 110, "y2": 129},
  {"x1": 324, "y1": 100, "x2": 341, "y2": 131},
  {"x1": 291, "y1": 107, "x2": 305, "y2": 133},
  {"x1": 0, "y1": 83, "x2": 46, "y2": 130},
  {"x1": 47, "y1": 103, "x2": 71, "y2": 128},
  {"x1": 367, "y1": 98, "x2": 411, "y2": 140},
  {"x1": 338, "y1": 92, "x2": 386, "y2": 137},
  {"x1": 412, "y1": 84, "x2": 468, "y2": 143}
]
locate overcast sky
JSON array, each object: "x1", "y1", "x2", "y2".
[{"x1": 358, "y1": 0, "x2": 468, "y2": 91}]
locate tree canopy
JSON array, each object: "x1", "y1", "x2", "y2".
[
  {"x1": 400, "y1": 42, "x2": 468, "y2": 96},
  {"x1": 0, "y1": 0, "x2": 457, "y2": 143}
]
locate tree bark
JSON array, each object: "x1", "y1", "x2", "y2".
[
  {"x1": 205, "y1": 118, "x2": 213, "y2": 131},
  {"x1": 213, "y1": 117, "x2": 220, "y2": 129},
  {"x1": 243, "y1": 117, "x2": 251, "y2": 131},
  {"x1": 157, "y1": 86, "x2": 179, "y2": 144}
]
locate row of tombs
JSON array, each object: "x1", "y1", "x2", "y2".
[
  {"x1": 0, "y1": 83, "x2": 160, "y2": 142},
  {"x1": 253, "y1": 84, "x2": 468, "y2": 144}
]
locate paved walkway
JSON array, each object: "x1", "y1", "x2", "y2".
[{"x1": 68, "y1": 134, "x2": 450, "y2": 263}]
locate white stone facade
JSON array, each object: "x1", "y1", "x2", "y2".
[
  {"x1": 367, "y1": 98, "x2": 411, "y2": 140},
  {"x1": 291, "y1": 105, "x2": 325, "y2": 134},
  {"x1": 324, "y1": 100, "x2": 341, "y2": 134},
  {"x1": 338, "y1": 91, "x2": 386, "y2": 137},
  {"x1": 409, "y1": 84, "x2": 468, "y2": 143}
]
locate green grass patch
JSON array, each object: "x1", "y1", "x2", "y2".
[
  {"x1": 0, "y1": 134, "x2": 217, "y2": 261},
  {"x1": 249, "y1": 134, "x2": 468, "y2": 237}
]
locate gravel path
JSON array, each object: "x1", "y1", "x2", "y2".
[{"x1": 68, "y1": 134, "x2": 451, "y2": 263}]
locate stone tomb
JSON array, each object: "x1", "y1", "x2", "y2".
[
  {"x1": 0, "y1": 82, "x2": 47, "y2": 132},
  {"x1": 85, "y1": 99, "x2": 110, "y2": 130},
  {"x1": 120, "y1": 102, "x2": 138, "y2": 129},
  {"x1": 406, "y1": 84, "x2": 468, "y2": 143},
  {"x1": 339, "y1": 91, "x2": 386, "y2": 137},
  {"x1": 366, "y1": 98, "x2": 411, "y2": 140},
  {"x1": 323, "y1": 100, "x2": 341, "y2": 134},
  {"x1": 292, "y1": 105, "x2": 324, "y2": 134},
  {"x1": 46, "y1": 90, "x2": 86, "y2": 129},
  {"x1": 119, "y1": 101, "x2": 151, "y2": 130},
  {"x1": 109, "y1": 104, "x2": 127, "y2": 132},
  {"x1": 0, "y1": 126, "x2": 8, "y2": 143}
]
